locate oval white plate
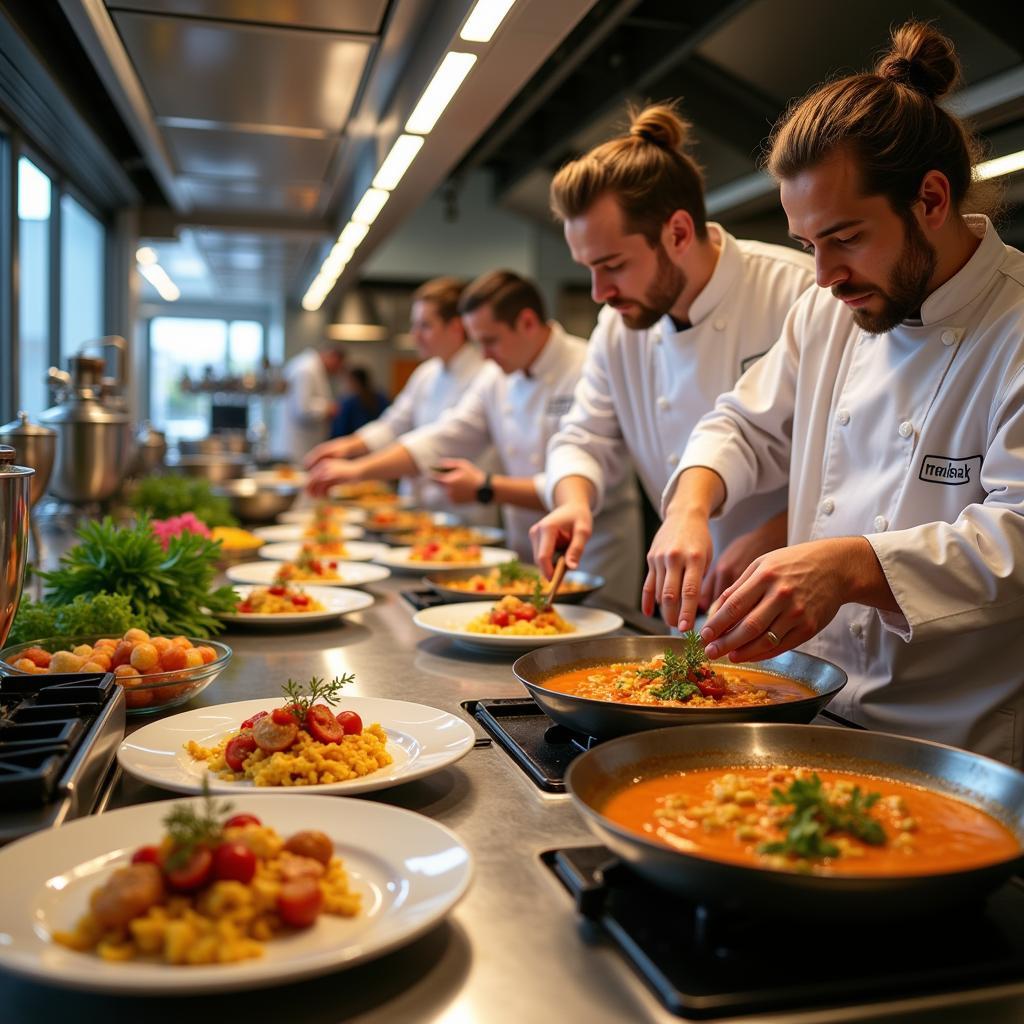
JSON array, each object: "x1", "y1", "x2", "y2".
[
  {"x1": 0, "y1": 794, "x2": 471, "y2": 994},
  {"x1": 225, "y1": 560, "x2": 391, "y2": 587},
  {"x1": 279, "y1": 506, "x2": 366, "y2": 525},
  {"x1": 219, "y1": 585, "x2": 374, "y2": 626},
  {"x1": 117, "y1": 696, "x2": 476, "y2": 796},
  {"x1": 254, "y1": 523, "x2": 365, "y2": 541},
  {"x1": 258, "y1": 540, "x2": 388, "y2": 563},
  {"x1": 376, "y1": 546, "x2": 517, "y2": 574},
  {"x1": 251, "y1": 468, "x2": 308, "y2": 487},
  {"x1": 412, "y1": 602, "x2": 624, "y2": 653}
]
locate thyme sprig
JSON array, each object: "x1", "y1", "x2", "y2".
[{"x1": 281, "y1": 674, "x2": 355, "y2": 722}]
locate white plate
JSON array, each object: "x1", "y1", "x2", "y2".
[
  {"x1": 0, "y1": 794, "x2": 471, "y2": 994},
  {"x1": 412, "y1": 601, "x2": 624, "y2": 652},
  {"x1": 254, "y1": 523, "x2": 364, "y2": 541},
  {"x1": 219, "y1": 585, "x2": 374, "y2": 626},
  {"x1": 376, "y1": 546, "x2": 517, "y2": 574},
  {"x1": 225, "y1": 560, "x2": 391, "y2": 587},
  {"x1": 251, "y1": 468, "x2": 308, "y2": 487},
  {"x1": 279, "y1": 506, "x2": 366, "y2": 525},
  {"x1": 258, "y1": 540, "x2": 388, "y2": 563},
  {"x1": 117, "y1": 696, "x2": 476, "y2": 796}
]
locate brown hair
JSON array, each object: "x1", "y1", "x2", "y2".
[
  {"x1": 412, "y1": 276, "x2": 466, "y2": 321},
  {"x1": 550, "y1": 101, "x2": 708, "y2": 245},
  {"x1": 767, "y1": 22, "x2": 997, "y2": 217},
  {"x1": 458, "y1": 270, "x2": 546, "y2": 326}
]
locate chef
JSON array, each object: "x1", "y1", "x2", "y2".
[
  {"x1": 307, "y1": 270, "x2": 643, "y2": 594},
  {"x1": 279, "y1": 344, "x2": 346, "y2": 463},
  {"x1": 306, "y1": 277, "x2": 498, "y2": 524},
  {"x1": 531, "y1": 102, "x2": 814, "y2": 609},
  {"x1": 651, "y1": 23, "x2": 1024, "y2": 764}
]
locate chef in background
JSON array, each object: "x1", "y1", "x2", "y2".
[
  {"x1": 651, "y1": 22, "x2": 1024, "y2": 764},
  {"x1": 306, "y1": 277, "x2": 498, "y2": 523},
  {"x1": 530, "y1": 102, "x2": 814, "y2": 610},
  {"x1": 306, "y1": 269, "x2": 643, "y2": 594},
  {"x1": 280, "y1": 343, "x2": 346, "y2": 464}
]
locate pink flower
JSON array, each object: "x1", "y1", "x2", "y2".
[{"x1": 151, "y1": 513, "x2": 211, "y2": 549}]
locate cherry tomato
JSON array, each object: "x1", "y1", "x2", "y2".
[
  {"x1": 513, "y1": 604, "x2": 537, "y2": 621},
  {"x1": 225, "y1": 734, "x2": 258, "y2": 771},
  {"x1": 277, "y1": 877, "x2": 323, "y2": 928},
  {"x1": 269, "y1": 586, "x2": 286, "y2": 596},
  {"x1": 490, "y1": 611, "x2": 510, "y2": 627},
  {"x1": 213, "y1": 842, "x2": 257, "y2": 884},
  {"x1": 224, "y1": 813, "x2": 262, "y2": 829},
  {"x1": 253, "y1": 715, "x2": 299, "y2": 753},
  {"x1": 164, "y1": 846, "x2": 213, "y2": 891},
  {"x1": 238, "y1": 602, "x2": 253, "y2": 613},
  {"x1": 131, "y1": 845, "x2": 161, "y2": 865},
  {"x1": 695, "y1": 673, "x2": 728, "y2": 699},
  {"x1": 271, "y1": 707, "x2": 299, "y2": 726},
  {"x1": 240, "y1": 710, "x2": 269, "y2": 731},
  {"x1": 475, "y1": 582, "x2": 486, "y2": 591},
  {"x1": 291, "y1": 594, "x2": 310, "y2": 607},
  {"x1": 336, "y1": 710, "x2": 363, "y2": 735},
  {"x1": 306, "y1": 703, "x2": 345, "y2": 743}
]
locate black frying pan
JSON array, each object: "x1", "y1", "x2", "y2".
[
  {"x1": 566, "y1": 723, "x2": 1024, "y2": 919},
  {"x1": 512, "y1": 636, "x2": 846, "y2": 738}
]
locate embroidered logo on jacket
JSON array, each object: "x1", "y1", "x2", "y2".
[
  {"x1": 545, "y1": 395, "x2": 574, "y2": 417},
  {"x1": 918, "y1": 454, "x2": 982, "y2": 486}
]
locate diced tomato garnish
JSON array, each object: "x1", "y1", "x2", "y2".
[
  {"x1": 225, "y1": 733, "x2": 258, "y2": 771},
  {"x1": 306, "y1": 704, "x2": 345, "y2": 743},
  {"x1": 336, "y1": 710, "x2": 362, "y2": 735},
  {"x1": 272, "y1": 707, "x2": 299, "y2": 726},
  {"x1": 291, "y1": 594, "x2": 310, "y2": 607},
  {"x1": 240, "y1": 710, "x2": 269, "y2": 731},
  {"x1": 131, "y1": 845, "x2": 161, "y2": 865},
  {"x1": 269, "y1": 586, "x2": 286, "y2": 596},
  {"x1": 695, "y1": 673, "x2": 728, "y2": 699}
]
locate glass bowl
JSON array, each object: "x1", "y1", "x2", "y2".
[{"x1": 0, "y1": 634, "x2": 232, "y2": 715}]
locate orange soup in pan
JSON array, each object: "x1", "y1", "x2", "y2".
[
  {"x1": 543, "y1": 653, "x2": 816, "y2": 709},
  {"x1": 601, "y1": 766, "x2": 1021, "y2": 876}
]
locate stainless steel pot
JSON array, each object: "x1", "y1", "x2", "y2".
[
  {"x1": 212, "y1": 479, "x2": 299, "y2": 522},
  {"x1": 0, "y1": 412, "x2": 55, "y2": 508},
  {"x1": 0, "y1": 446, "x2": 33, "y2": 647},
  {"x1": 566, "y1": 723, "x2": 1024, "y2": 919},
  {"x1": 513, "y1": 637, "x2": 847, "y2": 738}
]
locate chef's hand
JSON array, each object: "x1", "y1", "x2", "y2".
[
  {"x1": 700, "y1": 537, "x2": 879, "y2": 662},
  {"x1": 643, "y1": 511, "x2": 714, "y2": 632},
  {"x1": 699, "y1": 511, "x2": 788, "y2": 612},
  {"x1": 304, "y1": 436, "x2": 364, "y2": 469},
  {"x1": 530, "y1": 501, "x2": 592, "y2": 579},
  {"x1": 430, "y1": 459, "x2": 484, "y2": 504},
  {"x1": 307, "y1": 458, "x2": 363, "y2": 497}
]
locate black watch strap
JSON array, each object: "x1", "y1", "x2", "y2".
[{"x1": 476, "y1": 473, "x2": 494, "y2": 505}]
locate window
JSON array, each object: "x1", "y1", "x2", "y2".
[
  {"x1": 17, "y1": 156, "x2": 51, "y2": 418},
  {"x1": 60, "y1": 193, "x2": 105, "y2": 363}
]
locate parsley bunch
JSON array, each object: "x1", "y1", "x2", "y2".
[
  {"x1": 7, "y1": 592, "x2": 140, "y2": 646},
  {"x1": 131, "y1": 475, "x2": 237, "y2": 528},
  {"x1": 281, "y1": 674, "x2": 355, "y2": 723},
  {"x1": 497, "y1": 558, "x2": 538, "y2": 587},
  {"x1": 759, "y1": 773, "x2": 886, "y2": 860}
]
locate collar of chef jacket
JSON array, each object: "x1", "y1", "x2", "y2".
[
  {"x1": 443, "y1": 341, "x2": 483, "y2": 379},
  {"x1": 514, "y1": 321, "x2": 572, "y2": 385},
  {"x1": 918, "y1": 215, "x2": 1003, "y2": 325}
]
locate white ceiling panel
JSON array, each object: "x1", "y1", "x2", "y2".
[
  {"x1": 180, "y1": 177, "x2": 321, "y2": 213},
  {"x1": 112, "y1": 10, "x2": 372, "y2": 132},
  {"x1": 107, "y1": 2, "x2": 388, "y2": 34}
]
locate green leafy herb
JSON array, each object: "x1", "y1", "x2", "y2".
[
  {"x1": 7, "y1": 592, "x2": 142, "y2": 647},
  {"x1": 162, "y1": 783, "x2": 233, "y2": 869},
  {"x1": 38, "y1": 516, "x2": 238, "y2": 638},
  {"x1": 130, "y1": 476, "x2": 237, "y2": 528},
  {"x1": 281, "y1": 674, "x2": 355, "y2": 722},
  {"x1": 497, "y1": 558, "x2": 538, "y2": 587},
  {"x1": 638, "y1": 636, "x2": 708, "y2": 702},
  {"x1": 759, "y1": 773, "x2": 886, "y2": 861},
  {"x1": 528, "y1": 578, "x2": 549, "y2": 611}
]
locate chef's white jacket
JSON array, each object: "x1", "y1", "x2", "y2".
[
  {"x1": 545, "y1": 224, "x2": 814, "y2": 563},
  {"x1": 281, "y1": 348, "x2": 334, "y2": 463},
  {"x1": 401, "y1": 323, "x2": 643, "y2": 595},
  {"x1": 356, "y1": 343, "x2": 498, "y2": 525},
  {"x1": 669, "y1": 216, "x2": 1024, "y2": 765}
]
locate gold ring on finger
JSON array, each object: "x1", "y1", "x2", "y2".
[{"x1": 766, "y1": 629, "x2": 781, "y2": 647}]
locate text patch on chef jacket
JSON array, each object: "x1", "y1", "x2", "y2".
[{"x1": 918, "y1": 454, "x2": 983, "y2": 486}]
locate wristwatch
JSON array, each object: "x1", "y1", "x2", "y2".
[{"x1": 476, "y1": 473, "x2": 494, "y2": 505}]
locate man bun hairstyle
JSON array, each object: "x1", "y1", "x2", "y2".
[
  {"x1": 767, "y1": 21, "x2": 998, "y2": 218},
  {"x1": 550, "y1": 100, "x2": 708, "y2": 246},
  {"x1": 459, "y1": 270, "x2": 546, "y2": 327},
  {"x1": 412, "y1": 276, "x2": 466, "y2": 322}
]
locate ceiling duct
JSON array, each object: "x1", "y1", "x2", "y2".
[{"x1": 326, "y1": 289, "x2": 387, "y2": 342}]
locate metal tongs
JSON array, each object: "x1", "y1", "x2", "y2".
[{"x1": 538, "y1": 554, "x2": 568, "y2": 612}]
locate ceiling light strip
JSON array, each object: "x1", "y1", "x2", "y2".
[
  {"x1": 405, "y1": 52, "x2": 477, "y2": 135},
  {"x1": 975, "y1": 149, "x2": 1024, "y2": 181},
  {"x1": 373, "y1": 135, "x2": 424, "y2": 190},
  {"x1": 460, "y1": 0, "x2": 517, "y2": 42}
]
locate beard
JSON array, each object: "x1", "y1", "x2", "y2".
[
  {"x1": 833, "y1": 215, "x2": 937, "y2": 335},
  {"x1": 613, "y1": 243, "x2": 686, "y2": 330}
]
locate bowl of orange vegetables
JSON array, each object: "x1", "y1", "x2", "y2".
[{"x1": 0, "y1": 629, "x2": 232, "y2": 714}]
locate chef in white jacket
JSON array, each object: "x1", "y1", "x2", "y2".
[
  {"x1": 531, "y1": 102, "x2": 813, "y2": 606},
  {"x1": 308, "y1": 270, "x2": 643, "y2": 594},
  {"x1": 279, "y1": 344, "x2": 345, "y2": 462},
  {"x1": 306, "y1": 277, "x2": 498, "y2": 524},
  {"x1": 653, "y1": 22, "x2": 1024, "y2": 764}
]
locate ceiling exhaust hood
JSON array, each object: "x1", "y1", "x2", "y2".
[{"x1": 326, "y1": 289, "x2": 387, "y2": 342}]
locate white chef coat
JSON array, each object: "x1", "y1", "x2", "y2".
[
  {"x1": 545, "y1": 223, "x2": 814, "y2": 563},
  {"x1": 669, "y1": 216, "x2": 1024, "y2": 765},
  {"x1": 400, "y1": 323, "x2": 643, "y2": 595},
  {"x1": 356, "y1": 343, "x2": 499, "y2": 525},
  {"x1": 281, "y1": 348, "x2": 334, "y2": 463}
]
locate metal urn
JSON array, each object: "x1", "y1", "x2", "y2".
[
  {"x1": 0, "y1": 412, "x2": 55, "y2": 508},
  {"x1": 0, "y1": 446, "x2": 33, "y2": 647}
]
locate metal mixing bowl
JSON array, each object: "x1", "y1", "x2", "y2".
[{"x1": 212, "y1": 478, "x2": 300, "y2": 522}]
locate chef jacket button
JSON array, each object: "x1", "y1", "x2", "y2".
[
  {"x1": 837, "y1": 409, "x2": 850, "y2": 426},
  {"x1": 657, "y1": 396, "x2": 669, "y2": 410},
  {"x1": 822, "y1": 498, "x2": 835, "y2": 515},
  {"x1": 849, "y1": 622, "x2": 863, "y2": 639},
  {"x1": 873, "y1": 515, "x2": 888, "y2": 532},
  {"x1": 898, "y1": 420, "x2": 913, "y2": 438},
  {"x1": 714, "y1": 319, "x2": 727, "y2": 331},
  {"x1": 667, "y1": 453, "x2": 679, "y2": 466},
  {"x1": 940, "y1": 329, "x2": 956, "y2": 347}
]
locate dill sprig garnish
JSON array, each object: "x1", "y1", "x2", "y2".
[{"x1": 162, "y1": 783, "x2": 233, "y2": 869}]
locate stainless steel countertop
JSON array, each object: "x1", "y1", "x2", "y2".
[{"x1": 3, "y1": 568, "x2": 1024, "y2": 1024}]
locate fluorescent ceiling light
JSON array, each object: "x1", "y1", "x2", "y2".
[
  {"x1": 976, "y1": 149, "x2": 1024, "y2": 181},
  {"x1": 373, "y1": 135, "x2": 424, "y2": 190},
  {"x1": 337, "y1": 221, "x2": 369, "y2": 254},
  {"x1": 301, "y1": 291, "x2": 325, "y2": 312},
  {"x1": 460, "y1": 0, "x2": 516, "y2": 42},
  {"x1": 405, "y1": 52, "x2": 477, "y2": 135},
  {"x1": 135, "y1": 246, "x2": 158, "y2": 265},
  {"x1": 137, "y1": 262, "x2": 180, "y2": 302},
  {"x1": 351, "y1": 187, "x2": 390, "y2": 226}
]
